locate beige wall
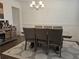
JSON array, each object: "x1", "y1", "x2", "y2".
[
  {"x1": 0, "y1": 0, "x2": 21, "y2": 25},
  {"x1": 0, "y1": 0, "x2": 22, "y2": 35},
  {"x1": 0, "y1": 0, "x2": 79, "y2": 41},
  {"x1": 20, "y1": 0, "x2": 79, "y2": 41},
  {"x1": 21, "y1": 0, "x2": 79, "y2": 25}
]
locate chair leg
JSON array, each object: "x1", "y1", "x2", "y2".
[
  {"x1": 25, "y1": 40, "x2": 27, "y2": 50},
  {"x1": 34, "y1": 40, "x2": 37, "y2": 52},
  {"x1": 46, "y1": 45, "x2": 49, "y2": 55},
  {"x1": 46, "y1": 40, "x2": 49, "y2": 55},
  {"x1": 46, "y1": 35, "x2": 49, "y2": 55},
  {"x1": 59, "y1": 46, "x2": 61, "y2": 57}
]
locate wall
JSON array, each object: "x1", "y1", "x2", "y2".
[
  {"x1": 0, "y1": 0, "x2": 22, "y2": 34},
  {"x1": 20, "y1": 0, "x2": 79, "y2": 41},
  {"x1": 21, "y1": 0, "x2": 79, "y2": 25},
  {"x1": 0, "y1": 0, "x2": 21, "y2": 25},
  {"x1": 0, "y1": 0, "x2": 79, "y2": 41}
]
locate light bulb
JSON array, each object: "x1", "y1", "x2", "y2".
[
  {"x1": 39, "y1": 1, "x2": 42, "y2": 4},
  {"x1": 36, "y1": 5, "x2": 39, "y2": 9},
  {"x1": 30, "y1": 0, "x2": 44, "y2": 10},
  {"x1": 41, "y1": 4, "x2": 44, "y2": 7},
  {"x1": 30, "y1": 4, "x2": 33, "y2": 7},
  {"x1": 32, "y1": 1, "x2": 35, "y2": 5}
]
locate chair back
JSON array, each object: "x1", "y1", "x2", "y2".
[
  {"x1": 35, "y1": 25, "x2": 42, "y2": 29},
  {"x1": 53, "y1": 26, "x2": 62, "y2": 29},
  {"x1": 43, "y1": 26, "x2": 52, "y2": 29},
  {"x1": 35, "y1": 29, "x2": 47, "y2": 41},
  {"x1": 23, "y1": 28, "x2": 35, "y2": 41},
  {"x1": 48, "y1": 29, "x2": 63, "y2": 45}
]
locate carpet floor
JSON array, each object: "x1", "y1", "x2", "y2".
[{"x1": 2, "y1": 41, "x2": 79, "y2": 59}]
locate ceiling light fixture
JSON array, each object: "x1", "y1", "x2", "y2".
[{"x1": 30, "y1": 0, "x2": 44, "y2": 10}]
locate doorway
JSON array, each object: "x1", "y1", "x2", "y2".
[{"x1": 12, "y1": 7, "x2": 20, "y2": 35}]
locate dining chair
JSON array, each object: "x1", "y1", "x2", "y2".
[
  {"x1": 43, "y1": 26, "x2": 52, "y2": 29},
  {"x1": 53, "y1": 26, "x2": 62, "y2": 29},
  {"x1": 35, "y1": 28, "x2": 48, "y2": 54},
  {"x1": 35, "y1": 25, "x2": 42, "y2": 29},
  {"x1": 48, "y1": 29, "x2": 63, "y2": 57},
  {"x1": 23, "y1": 28, "x2": 36, "y2": 51}
]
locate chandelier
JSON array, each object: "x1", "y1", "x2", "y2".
[{"x1": 30, "y1": 0, "x2": 44, "y2": 10}]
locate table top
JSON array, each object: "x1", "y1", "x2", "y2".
[{"x1": 63, "y1": 35, "x2": 72, "y2": 38}]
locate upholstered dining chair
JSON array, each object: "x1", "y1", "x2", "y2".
[
  {"x1": 35, "y1": 28, "x2": 48, "y2": 54},
  {"x1": 35, "y1": 25, "x2": 42, "y2": 29},
  {"x1": 48, "y1": 29, "x2": 63, "y2": 57},
  {"x1": 53, "y1": 26, "x2": 63, "y2": 48},
  {"x1": 53, "y1": 26, "x2": 62, "y2": 29},
  {"x1": 23, "y1": 28, "x2": 36, "y2": 51},
  {"x1": 43, "y1": 26, "x2": 52, "y2": 29}
]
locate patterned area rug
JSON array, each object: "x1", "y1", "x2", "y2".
[{"x1": 2, "y1": 41, "x2": 79, "y2": 59}]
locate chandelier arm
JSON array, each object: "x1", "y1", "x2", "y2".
[{"x1": 30, "y1": 0, "x2": 44, "y2": 10}]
